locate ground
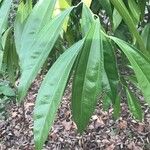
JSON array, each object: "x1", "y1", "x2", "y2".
[{"x1": 0, "y1": 75, "x2": 150, "y2": 150}]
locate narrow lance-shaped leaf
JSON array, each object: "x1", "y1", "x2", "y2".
[
  {"x1": 25, "y1": 0, "x2": 32, "y2": 11},
  {"x1": 72, "y1": 18, "x2": 103, "y2": 132},
  {"x1": 54, "y1": 0, "x2": 71, "y2": 16},
  {"x1": 81, "y1": 3, "x2": 94, "y2": 36},
  {"x1": 141, "y1": 23, "x2": 150, "y2": 52},
  {"x1": 18, "y1": 0, "x2": 57, "y2": 55},
  {"x1": 103, "y1": 36, "x2": 119, "y2": 104},
  {"x1": 113, "y1": 8, "x2": 122, "y2": 31},
  {"x1": 53, "y1": 0, "x2": 71, "y2": 32},
  {"x1": 3, "y1": 28, "x2": 18, "y2": 84},
  {"x1": 0, "y1": 44, "x2": 2, "y2": 71},
  {"x1": 102, "y1": 94, "x2": 111, "y2": 111},
  {"x1": 126, "y1": 87, "x2": 143, "y2": 121},
  {"x1": 128, "y1": 0, "x2": 140, "y2": 25},
  {"x1": 0, "y1": 0, "x2": 12, "y2": 35},
  {"x1": 18, "y1": 8, "x2": 73, "y2": 102},
  {"x1": 34, "y1": 39, "x2": 84, "y2": 150},
  {"x1": 110, "y1": 36, "x2": 150, "y2": 105},
  {"x1": 113, "y1": 94, "x2": 121, "y2": 119},
  {"x1": 14, "y1": 0, "x2": 32, "y2": 52},
  {"x1": 82, "y1": 0, "x2": 92, "y2": 7},
  {"x1": 0, "y1": 83, "x2": 15, "y2": 97},
  {"x1": 110, "y1": 0, "x2": 146, "y2": 52}
]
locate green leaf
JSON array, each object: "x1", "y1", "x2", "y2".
[
  {"x1": 14, "y1": 0, "x2": 32, "y2": 52},
  {"x1": 103, "y1": 37, "x2": 119, "y2": 104},
  {"x1": 0, "y1": 84, "x2": 15, "y2": 97},
  {"x1": 25, "y1": 0, "x2": 32, "y2": 10},
  {"x1": 53, "y1": 0, "x2": 71, "y2": 31},
  {"x1": 102, "y1": 94, "x2": 111, "y2": 111},
  {"x1": 3, "y1": 28, "x2": 18, "y2": 84},
  {"x1": 112, "y1": 8, "x2": 122, "y2": 31},
  {"x1": 34, "y1": 39, "x2": 84, "y2": 150},
  {"x1": 110, "y1": 36, "x2": 150, "y2": 106},
  {"x1": 141, "y1": 23, "x2": 150, "y2": 52},
  {"x1": 128, "y1": 0, "x2": 140, "y2": 25},
  {"x1": 110, "y1": 0, "x2": 146, "y2": 52},
  {"x1": 114, "y1": 22, "x2": 131, "y2": 42},
  {"x1": 18, "y1": 0, "x2": 57, "y2": 55},
  {"x1": 102, "y1": 70, "x2": 111, "y2": 94},
  {"x1": 126, "y1": 87, "x2": 143, "y2": 121},
  {"x1": 72, "y1": 19, "x2": 103, "y2": 132},
  {"x1": 113, "y1": 94, "x2": 121, "y2": 119},
  {"x1": 82, "y1": 0, "x2": 92, "y2": 7},
  {"x1": 0, "y1": 0, "x2": 12, "y2": 35},
  {"x1": 54, "y1": 0, "x2": 71, "y2": 16},
  {"x1": 81, "y1": 3, "x2": 94, "y2": 36},
  {"x1": 0, "y1": 48, "x2": 3, "y2": 71},
  {"x1": 18, "y1": 8, "x2": 73, "y2": 102}
]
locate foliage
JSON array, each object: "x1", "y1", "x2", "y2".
[
  {"x1": 0, "y1": 80, "x2": 15, "y2": 120},
  {"x1": 0, "y1": 0, "x2": 150, "y2": 149}
]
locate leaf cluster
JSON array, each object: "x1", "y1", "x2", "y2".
[{"x1": 0, "y1": 0, "x2": 150, "y2": 149}]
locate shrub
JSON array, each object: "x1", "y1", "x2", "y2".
[{"x1": 0, "y1": 0, "x2": 150, "y2": 149}]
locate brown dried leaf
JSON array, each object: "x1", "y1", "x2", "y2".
[
  {"x1": 119, "y1": 120, "x2": 127, "y2": 129},
  {"x1": 128, "y1": 142, "x2": 142, "y2": 150},
  {"x1": 106, "y1": 144, "x2": 115, "y2": 150},
  {"x1": 62, "y1": 120, "x2": 72, "y2": 131},
  {"x1": 94, "y1": 117, "x2": 105, "y2": 129},
  {"x1": 137, "y1": 123, "x2": 145, "y2": 133},
  {"x1": 11, "y1": 112, "x2": 17, "y2": 118}
]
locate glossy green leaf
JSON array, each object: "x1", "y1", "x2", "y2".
[
  {"x1": 102, "y1": 94, "x2": 111, "y2": 111},
  {"x1": 53, "y1": 0, "x2": 71, "y2": 32},
  {"x1": 0, "y1": 0, "x2": 12, "y2": 34},
  {"x1": 25, "y1": 0, "x2": 32, "y2": 10},
  {"x1": 113, "y1": 8, "x2": 122, "y2": 31},
  {"x1": 3, "y1": 28, "x2": 18, "y2": 84},
  {"x1": 113, "y1": 94, "x2": 121, "y2": 119},
  {"x1": 81, "y1": 3, "x2": 94, "y2": 36},
  {"x1": 128, "y1": 0, "x2": 140, "y2": 25},
  {"x1": 82, "y1": 0, "x2": 92, "y2": 7},
  {"x1": 54, "y1": 0, "x2": 71, "y2": 16},
  {"x1": 110, "y1": 36, "x2": 150, "y2": 106},
  {"x1": 14, "y1": 0, "x2": 32, "y2": 52},
  {"x1": 102, "y1": 70, "x2": 111, "y2": 94},
  {"x1": 141, "y1": 23, "x2": 150, "y2": 52},
  {"x1": 0, "y1": 47, "x2": 2, "y2": 71},
  {"x1": 114, "y1": 22, "x2": 132, "y2": 42},
  {"x1": 126, "y1": 87, "x2": 143, "y2": 121},
  {"x1": 110, "y1": 0, "x2": 146, "y2": 52},
  {"x1": 18, "y1": 0, "x2": 57, "y2": 56},
  {"x1": 18, "y1": 8, "x2": 73, "y2": 102},
  {"x1": 0, "y1": 84, "x2": 15, "y2": 96},
  {"x1": 34, "y1": 39, "x2": 84, "y2": 150},
  {"x1": 72, "y1": 19, "x2": 103, "y2": 132},
  {"x1": 103, "y1": 36, "x2": 119, "y2": 104}
]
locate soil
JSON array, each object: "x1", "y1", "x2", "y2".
[{"x1": 0, "y1": 76, "x2": 150, "y2": 150}]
